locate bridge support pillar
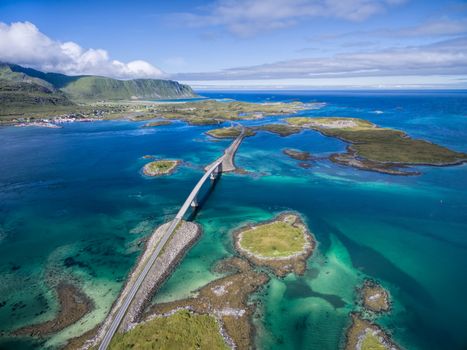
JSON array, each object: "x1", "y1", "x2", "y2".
[
  {"x1": 191, "y1": 196, "x2": 199, "y2": 208},
  {"x1": 210, "y1": 163, "x2": 222, "y2": 181}
]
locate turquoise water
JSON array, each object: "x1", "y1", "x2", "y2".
[{"x1": 0, "y1": 91, "x2": 466, "y2": 349}]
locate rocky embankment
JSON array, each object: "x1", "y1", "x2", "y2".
[{"x1": 82, "y1": 220, "x2": 201, "y2": 349}]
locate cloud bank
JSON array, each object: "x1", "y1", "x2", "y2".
[
  {"x1": 175, "y1": 0, "x2": 407, "y2": 36},
  {"x1": 0, "y1": 21, "x2": 165, "y2": 79},
  {"x1": 174, "y1": 37, "x2": 467, "y2": 81}
]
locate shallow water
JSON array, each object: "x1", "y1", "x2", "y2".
[{"x1": 1, "y1": 91, "x2": 466, "y2": 349}]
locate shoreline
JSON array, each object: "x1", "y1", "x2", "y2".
[
  {"x1": 233, "y1": 212, "x2": 316, "y2": 277},
  {"x1": 12, "y1": 283, "x2": 94, "y2": 338}
]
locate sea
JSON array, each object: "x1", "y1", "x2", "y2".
[{"x1": 0, "y1": 90, "x2": 466, "y2": 349}]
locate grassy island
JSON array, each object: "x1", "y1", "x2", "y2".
[
  {"x1": 142, "y1": 160, "x2": 180, "y2": 176},
  {"x1": 360, "y1": 280, "x2": 390, "y2": 313},
  {"x1": 109, "y1": 309, "x2": 229, "y2": 350},
  {"x1": 206, "y1": 126, "x2": 256, "y2": 139},
  {"x1": 345, "y1": 314, "x2": 400, "y2": 350},
  {"x1": 158, "y1": 100, "x2": 304, "y2": 125},
  {"x1": 255, "y1": 123, "x2": 302, "y2": 136},
  {"x1": 234, "y1": 212, "x2": 315, "y2": 276},
  {"x1": 286, "y1": 116, "x2": 467, "y2": 175},
  {"x1": 142, "y1": 120, "x2": 172, "y2": 128}
]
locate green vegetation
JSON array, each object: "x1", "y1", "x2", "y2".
[
  {"x1": 360, "y1": 333, "x2": 388, "y2": 350},
  {"x1": 255, "y1": 123, "x2": 302, "y2": 136},
  {"x1": 62, "y1": 76, "x2": 195, "y2": 102},
  {"x1": 234, "y1": 213, "x2": 315, "y2": 276},
  {"x1": 345, "y1": 314, "x2": 399, "y2": 350},
  {"x1": 239, "y1": 220, "x2": 306, "y2": 258},
  {"x1": 0, "y1": 63, "x2": 195, "y2": 117},
  {"x1": 287, "y1": 116, "x2": 373, "y2": 129},
  {"x1": 0, "y1": 79, "x2": 75, "y2": 115},
  {"x1": 143, "y1": 160, "x2": 179, "y2": 176},
  {"x1": 159, "y1": 100, "x2": 304, "y2": 125},
  {"x1": 206, "y1": 126, "x2": 256, "y2": 138},
  {"x1": 109, "y1": 309, "x2": 229, "y2": 350},
  {"x1": 149, "y1": 258, "x2": 269, "y2": 350},
  {"x1": 285, "y1": 116, "x2": 467, "y2": 173},
  {"x1": 142, "y1": 120, "x2": 172, "y2": 127}
]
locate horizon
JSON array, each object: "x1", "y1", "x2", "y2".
[{"x1": 1, "y1": 0, "x2": 467, "y2": 89}]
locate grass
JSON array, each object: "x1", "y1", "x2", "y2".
[
  {"x1": 240, "y1": 221, "x2": 306, "y2": 258},
  {"x1": 143, "y1": 120, "x2": 172, "y2": 127},
  {"x1": 360, "y1": 333, "x2": 388, "y2": 350},
  {"x1": 286, "y1": 116, "x2": 373, "y2": 129},
  {"x1": 159, "y1": 100, "x2": 304, "y2": 125},
  {"x1": 143, "y1": 160, "x2": 178, "y2": 176},
  {"x1": 345, "y1": 314, "x2": 398, "y2": 350},
  {"x1": 286, "y1": 116, "x2": 467, "y2": 165},
  {"x1": 206, "y1": 126, "x2": 256, "y2": 138},
  {"x1": 255, "y1": 123, "x2": 302, "y2": 136},
  {"x1": 109, "y1": 310, "x2": 229, "y2": 350}
]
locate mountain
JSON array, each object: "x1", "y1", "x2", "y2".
[
  {"x1": 0, "y1": 63, "x2": 196, "y2": 110},
  {"x1": 0, "y1": 64, "x2": 75, "y2": 115}
]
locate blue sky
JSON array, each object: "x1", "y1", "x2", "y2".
[{"x1": 1, "y1": 0, "x2": 466, "y2": 88}]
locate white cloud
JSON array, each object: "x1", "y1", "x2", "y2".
[
  {"x1": 395, "y1": 18, "x2": 467, "y2": 37},
  {"x1": 175, "y1": 0, "x2": 407, "y2": 36},
  {"x1": 0, "y1": 21, "x2": 165, "y2": 79},
  {"x1": 315, "y1": 17, "x2": 467, "y2": 42},
  {"x1": 174, "y1": 37, "x2": 467, "y2": 80}
]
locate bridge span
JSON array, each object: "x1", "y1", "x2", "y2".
[{"x1": 98, "y1": 127, "x2": 245, "y2": 350}]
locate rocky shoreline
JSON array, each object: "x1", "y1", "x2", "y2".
[
  {"x1": 345, "y1": 313, "x2": 400, "y2": 350},
  {"x1": 233, "y1": 212, "x2": 315, "y2": 277},
  {"x1": 142, "y1": 159, "x2": 180, "y2": 176},
  {"x1": 359, "y1": 279, "x2": 390, "y2": 313}
]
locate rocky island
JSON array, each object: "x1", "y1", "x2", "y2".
[
  {"x1": 345, "y1": 280, "x2": 397, "y2": 350},
  {"x1": 345, "y1": 313, "x2": 400, "y2": 350},
  {"x1": 142, "y1": 160, "x2": 180, "y2": 176},
  {"x1": 286, "y1": 116, "x2": 467, "y2": 175},
  {"x1": 233, "y1": 212, "x2": 315, "y2": 277},
  {"x1": 283, "y1": 148, "x2": 313, "y2": 161},
  {"x1": 360, "y1": 280, "x2": 390, "y2": 313}
]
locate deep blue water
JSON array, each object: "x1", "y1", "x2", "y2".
[{"x1": 0, "y1": 90, "x2": 466, "y2": 349}]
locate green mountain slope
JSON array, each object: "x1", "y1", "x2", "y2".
[
  {"x1": 61, "y1": 76, "x2": 195, "y2": 101},
  {"x1": 1, "y1": 63, "x2": 196, "y2": 102}
]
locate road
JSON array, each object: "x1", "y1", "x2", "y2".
[{"x1": 98, "y1": 129, "x2": 244, "y2": 350}]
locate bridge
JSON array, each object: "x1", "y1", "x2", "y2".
[{"x1": 98, "y1": 126, "x2": 245, "y2": 350}]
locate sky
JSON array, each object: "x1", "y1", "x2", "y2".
[{"x1": 0, "y1": 0, "x2": 466, "y2": 89}]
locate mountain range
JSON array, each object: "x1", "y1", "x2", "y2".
[{"x1": 0, "y1": 63, "x2": 196, "y2": 115}]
